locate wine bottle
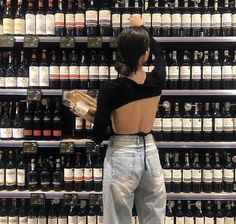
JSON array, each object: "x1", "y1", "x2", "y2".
[
  {"x1": 29, "y1": 50, "x2": 39, "y2": 88},
  {"x1": 17, "y1": 151, "x2": 26, "y2": 191},
  {"x1": 182, "y1": 152, "x2": 191, "y2": 193},
  {"x1": 213, "y1": 152, "x2": 223, "y2": 193},
  {"x1": 213, "y1": 102, "x2": 223, "y2": 141},
  {"x1": 60, "y1": 51, "x2": 70, "y2": 89},
  {"x1": 142, "y1": 0, "x2": 151, "y2": 33},
  {"x1": 52, "y1": 159, "x2": 63, "y2": 191},
  {"x1": 223, "y1": 102, "x2": 234, "y2": 141},
  {"x1": 6, "y1": 150, "x2": 16, "y2": 191},
  {"x1": 192, "y1": 103, "x2": 202, "y2": 141},
  {"x1": 69, "y1": 51, "x2": 80, "y2": 89},
  {"x1": 55, "y1": 1, "x2": 65, "y2": 36},
  {"x1": 75, "y1": 0, "x2": 85, "y2": 36},
  {"x1": 232, "y1": 50, "x2": 236, "y2": 89},
  {"x1": 192, "y1": 153, "x2": 202, "y2": 193},
  {"x1": 80, "y1": 51, "x2": 89, "y2": 89},
  {"x1": 212, "y1": 0, "x2": 221, "y2": 36},
  {"x1": 163, "y1": 153, "x2": 172, "y2": 193},
  {"x1": 1, "y1": 103, "x2": 12, "y2": 140},
  {"x1": 66, "y1": 0, "x2": 75, "y2": 36},
  {"x1": 27, "y1": 158, "x2": 38, "y2": 191},
  {"x1": 184, "y1": 201, "x2": 194, "y2": 224},
  {"x1": 74, "y1": 152, "x2": 84, "y2": 192},
  {"x1": 152, "y1": 0, "x2": 161, "y2": 37},
  {"x1": 191, "y1": 51, "x2": 201, "y2": 89},
  {"x1": 215, "y1": 201, "x2": 224, "y2": 223},
  {"x1": 112, "y1": 1, "x2": 121, "y2": 36},
  {"x1": 0, "y1": 199, "x2": 8, "y2": 224},
  {"x1": 40, "y1": 159, "x2": 51, "y2": 191},
  {"x1": 171, "y1": 0, "x2": 181, "y2": 37},
  {"x1": 202, "y1": 102, "x2": 212, "y2": 142},
  {"x1": 175, "y1": 201, "x2": 184, "y2": 224},
  {"x1": 46, "y1": 0, "x2": 55, "y2": 36},
  {"x1": 33, "y1": 102, "x2": 42, "y2": 140},
  {"x1": 162, "y1": 3, "x2": 171, "y2": 37},
  {"x1": 99, "y1": 52, "x2": 109, "y2": 86},
  {"x1": 17, "y1": 51, "x2": 29, "y2": 88},
  {"x1": 0, "y1": 52, "x2": 5, "y2": 88},
  {"x1": 0, "y1": 151, "x2": 4, "y2": 190},
  {"x1": 202, "y1": 153, "x2": 213, "y2": 193},
  {"x1": 68, "y1": 205, "x2": 77, "y2": 224},
  {"x1": 180, "y1": 51, "x2": 191, "y2": 89},
  {"x1": 99, "y1": 0, "x2": 111, "y2": 36},
  {"x1": 39, "y1": 50, "x2": 49, "y2": 88},
  {"x1": 172, "y1": 103, "x2": 182, "y2": 141},
  {"x1": 204, "y1": 201, "x2": 214, "y2": 223},
  {"x1": 14, "y1": 0, "x2": 25, "y2": 35},
  {"x1": 191, "y1": 1, "x2": 201, "y2": 36},
  {"x1": 222, "y1": 0, "x2": 232, "y2": 36},
  {"x1": 58, "y1": 205, "x2": 67, "y2": 224},
  {"x1": 89, "y1": 51, "x2": 99, "y2": 89},
  {"x1": 182, "y1": 103, "x2": 192, "y2": 141},
  {"x1": 202, "y1": 0, "x2": 211, "y2": 37},
  {"x1": 53, "y1": 99, "x2": 62, "y2": 140},
  {"x1": 86, "y1": 0, "x2": 98, "y2": 36},
  {"x1": 97, "y1": 205, "x2": 103, "y2": 224},
  {"x1": 3, "y1": 0, "x2": 14, "y2": 35},
  {"x1": 222, "y1": 50, "x2": 232, "y2": 89},
  {"x1": 84, "y1": 152, "x2": 93, "y2": 191},
  {"x1": 172, "y1": 152, "x2": 182, "y2": 193},
  {"x1": 25, "y1": 0, "x2": 35, "y2": 35},
  {"x1": 121, "y1": 0, "x2": 131, "y2": 30},
  {"x1": 162, "y1": 102, "x2": 172, "y2": 141},
  {"x1": 169, "y1": 51, "x2": 179, "y2": 89},
  {"x1": 195, "y1": 201, "x2": 204, "y2": 224},
  {"x1": 38, "y1": 206, "x2": 47, "y2": 224},
  {"x1": 23, "y1": 101, "x2": 33, "y2": 140},
  {"x1": 87, "y1": 204, "x2": 96, "y2": 224},
  {"x1": 153, "y1": 109, "x2": 162, "y2": 141},
  {"x1": 0, "y1": 1, "x2": 3, "y2": 35},
  {"x1": 19, "y1": 199, "x2": 28, "y2": 224},
  {"x1": 49, "y1": 50, "x2": 60, "y2": 89},
  {"x1": 48, "y1": 201, "x2": 57, "y2": 224},
  {"x1": 43, "y1": 99, "x2": 52, "y2": 140},
  {"x1": 202, "y1": 51, "x2": 212, "y2": 89},
  {"x1": 225, "y1": 201, "x2": 234, "y2": 223},
  {"x1": 93, "y1": 153, "x2": 103, "y2": 192},
  {"x1": 5, "y1": 51, "x2": 17, "y2": 88},
  {"x1": 9, "y1": 199, "x2": 18, "y2": 224},
  {"x1": 13, "y1": 102, "x2": 23, "y2": 140},
  {"x1": 36, "y1": 0, "x2": 46, "y2": 35},
  {"x1": 64, "y1": 156, "x2": 74, "y2": 192},
  {"x1": 74, "y1": 116, "x2": 84, "y2": 139},
  {"x1": 181, "y1": 0, "x2": 191, "y2": 37},
  {"x1": 110, "y1": 51, "x2": 119, "y2": 80},
  {"x1": 224, "y1": 153, "x2": 234, "y2": 193},
  {"x1": 233, "y1": 1, "x2": 236, "y2": 36}
]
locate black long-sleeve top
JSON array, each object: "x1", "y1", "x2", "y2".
[{"x1": 91, "y1": 32, "x2": 166, "y2": 145}]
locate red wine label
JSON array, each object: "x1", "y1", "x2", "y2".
[
  {"x1": 24, "y1": 129, "x2": 33, "y2": 136},
  {"x1": 55, "y1": 13, "x2": 65, "y2": 27},
  {"x1": 84, "y1": 168, "x2": 92, "y2": 181},
  {"x1": 50, "y1": 66, "x2": 60, "y2": 79},
  {"x1": 33, "y1": 130, "x2": 42, "y2": 136},
  {"x1": 66, "y1": 14, "x2": 75, "y2": 27},
  {"x1": 75, "y1": 13, "x2": 85, "y2": 27},
  {"x1": 43, "y1": 130, "x2": 51, "y2": 137},
  {"x1": 53, "y1": 130, "x2": 62, "y2": 137},
  {"x1": 69, "y1": 66, "x2": 80, "y2": 79},
  {"x1": 60, "y1": 66, "x2": 69, "y2": 79},
  {"x1": 74, "y1": 168, "x2": 84, "y2": 181},
  {"x1": 93, "y1": 168, "x2": 102, "y2": 181},
  {"x1": 64, "y1": 168, "x2": 74, "y2": 181}
]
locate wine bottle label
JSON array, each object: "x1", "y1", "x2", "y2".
[
  {"x1": 53, "y1": 130, "x2": 62, "y2": 137},
  {"x1": 192, "y1": 169, "x2": 201, "y2": 182},
  {"x1": 222, "y1": 65, "x2": 232, "y2": 79},
  {"x1": 212, "y1": 14, "x2": 221, "y2": 28},
  {"x1": 85, "y1": 120, "x2": 92, "y2": 130},
  {"x1": 55, "y1": 13, "x2": 64, "y2": 27},
  {"x1": 182, "y1": 14, "x2": 191, "y2": 28},
  {"x1": 225, "y1": 217, "x2": 234, "y2": 224},
  {"x1": 29, "y1": 66, "x2": 39, "y2": 86},
  {"x1": 75, "y1": 117, "x2": 83, "y2": 130},
  {"x1": 26, "y1": 14, "x2": 36, "y2": 34},
  {"x1": 192, "y1": 118, "x2": 202, "y2": 132},
  {"x1": 223, "y1": 118, "x2": 234, "y2": 132},
  {"x1": 214, "y1": 118, "x2": 223, "y2": 131},
  {"x1": 152, "y1": 13, "x2": 161, "y2": 27},
  {"x1": 80, "y1": 66, "x2": 89, "y2": 80},
  {"x1": 233, "y1": 14, "x2": 236, "y2": 27},
  {"x1": 166, "y1": 67, "x2": 169, "y2": 79},
  {"x1": 17, "y1": 168, "x2": 25, "y2": 186},
  {"x1": 33, "y1": 129, "x2": 41, "y2": 137},
  {"x1": 19, "y1": 217, "x2": 28, "y2": 224},
  {"x1": 69, "y1": 66, "x2": 80, "y2": 80},
  {"x1": 36, "y1": 14, "x2": 46, "y2": 35},
  {"x1": 172, "y1": 13, "x2": 181, "y2": 28},
  {"x1": 203, "y1": 66, "x2": 212, "y2": 79},
  {"x1": 172, "y1": 169, "x2": 182, "y2": 182},
  {"x1": 165, "y1": 216, "x2": 174, "y2": 224},
  {"x1": 153, "y1": 118, "x2": 162, "y2": 132},
  {"x1": 99, "y1": 66, "x2": 109, "y2": 80},
  {"x1": 6, "y1": 168, "x2": 16, "y2": 186},
  {"x1": 9, "y1": 217, "x2": 18, "y2": 224},
  {"x1": 0, "y1": 77, "x2": 5, "y2": 87},
  {"x1": 49, "y1": 66, "x2": 60, "y2": 80},
  {"x1": 99, "y1": 10, "x2": 111, "y2": 25},
  {"x1": 169, "y1": 66, "x2": 179, "y2": 80},
  {"x1": 14, "y1": 18, "x2": 26, "y2": 35},
  {"x1": 213, "y1": 169, "x2": 223, "y2": 182},
  {"x1": 110, "y1": 66, "x2": 118, "y2": 79},
  {"x1": 182, "y1": 118, "x2": 192, "y2": 132},
  {"x1": 232, "y1": 66, "x2": 236, "y2": 79},
  {"x1": 74, "y1": 168, "x2": 84, "y2": 181},
  {"x1": 84, "y1": 168, "x2": 92, "y2": 181},
  {"x1": 203, "y1": 118, "x2": 212, "y2": 132},
  {"x1": 172, "y1": 118, "x2": 182, "y2": 132},
  {"x1": 162, "y1": 118, "x2": 172, "y2": 132},
  {"x1": 5, "y1": 77, "x2": 17, "y2": 88},
  {"x1": 3, "y1": 18, "x2": 14, "y2": 34},
  {"x1": 47, "y1": 218, "x2": 57, "y2": 224},
  {"x1": 192, "y1": 66, "x2": 201, "y2": 80},
  {"x1": 86, "y1": 10, "x2": 98, "y2": 26},
  {"x1": 58, "y1": 218, "x2": 67, "y2": 224},
  {"x1": 93, "y1": 168, "x2": 103, "y2": 182},
  {"x1": 176, "y1": 217, "x2": 184, "y2": 224},
  {"x1": 66, "y1": 14, "x2": 75, "y2": 27},
  {"x1": 122, "y1": 13, "x2": 131, "y2": 28},
  {"x1": 192, "y1": 14, "x2": 201, "y2": 28},
  {"x1": 0, "y1": 217, "x2": 8, "y2": 224},
  {"x1": 195, "y1": 217, "x2": 204, "y2": 224},
  {"x1": 180, "y1": 66, "x2": 191, "y2": 80},
  {"x1": 75, "y1": 13, "x2": 85, "y2": 27},
  {"x1": 202, "y1": 14, "x2": 211, "y2": 28},
  {"x1": 46, "y1": 14, "x2": 55, "y2": 35},
  {"x1": 38, "y1": 218, "x2": 46, "y2": 224},
  {"x1": 162, "y1": 14, "x2": 171, "y2": 28},
  {"x1": 77, "y1": 216, "x2": 86, "y2": 224},
  {"x1": 60, "y1": 66, "x2": 69, "y2": 80},
  {"x1": 205, "y1": 217, "x2": 214, "y2": 224},
  {"x1": 17, "y1": 77, "x2": 29, "y2": 88},
  {"x1": 39, "y1": 66, "x2": 49, "y2": 87},
  {"x1": 23, "y1": 128, "x2": 33, "y2": 137},
  {"x1": 97, "y1": 216, "x2": 103, "y2": 224},
  {"x1": 1, "y1": 128, "x2": 12, "y2": 139},
  {"x1": 222, "y1": 13, "x2": 232, "y2": 27},
  {"x1": 112, "y1": 13, "x2": 121, "y2": 28},
  {"x1": 215, "y1": 217, "x2": 224, "y2": 224},
  {"x1": 0, "y1": 168, "x2": 4, "y2": 185},
  {"x1": 224, "y1": 169, "x2": 234, "y2": 182},
  {"x1": 0, "y1": 25, "x2": 2, "y2": 35},
  {"x1": 142, "y1": 13, "x2": 151, "y2": 27},
  {"x1": 185, "y1": 217, "x2": 194, "y2": 224},
  {"x1": 87, "y1": 216, "x2": 96, "y2": 224},
  {"x1": 43, "y1": 129, "x2": 51, "y2": 137},
  {"x1": 89, "y1": 66, "x2": 99, "y2": 80},
  {"x1": 203, "y1": 169, "x2": 213, "y2": 182},
  {"x1": 183, "y1": 169, "x2": 191, "y2": 182},
  {"x1": 68, "y1": 216, "x2": 76, "y2": 224},
  {"x1": 163, "y1": 169, "x2": 172, "y2": 182},
  {"x1": 64, "y1": 168, "x2": 74, "y2": 182}
]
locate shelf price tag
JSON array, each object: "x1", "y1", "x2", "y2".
[
  {"x1": 24, "y1": 36, "x2": 39, "y2": 48},
  {"x1": 89, "y1": 194, "x2": 103, "y2": 206},
  {"x1": 60, "y1": 142, "x2": 74, "y2": 154},
  {"x1": 110, "y1": 37, "x2": 118, "y2": 48},
  {"x1": 86, "y1": 142, "x2": 100, "y2": 155},
  {"x1": 60, "y1": 37, "x2": 75, "y2": 48},
  {"x1": 88, "y1": 37, "x2": 102, "y2": 48},
  {"x1": 23, "y1": 142, "x2": 38, "y2": 154},
  {"x1": 30, "y1": 193, "x2": 45, "y2": 206},
  {"x1": 63, "y1": 194, "x2": 78, "y2": 205},
  {"x1": 27, "y1": 89, "x2": 42, "y2": 101},
  {"x1": 0, "y1": 36, "x2": 14, "y2": 47}
]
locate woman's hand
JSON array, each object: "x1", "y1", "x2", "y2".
[{"x1": 128, "y1": 15, "x2": 144, "y2": 27}]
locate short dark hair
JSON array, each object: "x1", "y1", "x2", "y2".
[{"x1": 116, "y1": 27, "x2": 150, "y2": 77}]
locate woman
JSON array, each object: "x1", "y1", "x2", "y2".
[{"x1": 92, "y1": 16, "x2": 166, "y2": 224}]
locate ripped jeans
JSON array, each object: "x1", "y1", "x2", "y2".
[{"x1": 103, "y1": 134, "x2": 166, "y2": 224}]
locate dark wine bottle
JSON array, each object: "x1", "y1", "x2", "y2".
[
  {"x1": 14, "y1": 0, "x2": 25, "y2": 35},
  {"x1": 162, "y1": 3, "x2": 171, "y2": 37},
  {"x1": 162, "y1": 102, "x2": 172, "y2": 141},
  {"x1": 191, "y1": 1, "x2": 201, "y2": 36},
  {"x1": 17, "y1": 151, "x2": 26, "y2": 191},
  {"x1": 232, "y1": 50, "x2": 236, "y2": 89},
  {"x1": 27, "y1": 159, "x2": 38, "y2": 191},
  {"x1": 55, "y1": 1, "x2": 65, "y2": 36},
  {"x1": 52, "y1": 159, "x2": 63, "y2": 191},
  {"x1": 29, "y1": 50, "x2": 39, "y2": 88},
  {"x1": 64, "y1": 156, "x2": 74, "y2": 192},
  {"x1": 153, "y1": 109, "x2": 162, "y2": 141},
  {"x1": 121, "y1": 0, "x2": 131, "y2": 31},
  {"x1": 86, "y1": 0, "x2": 98, "y2": 36},
  {"x1": 6, "y1": 150, "x2": 16, "y2": 191},
  {"x1": 74, "y1": 152, "x2": 84, "y2": 192},
  {"x1": 0, "y1": 199, "x2": 8, "y2": 224},
  {"x1": 74, "y1": 116, "x2": 84, "y2": 139},
  {"x1": 48, "y1": 200, "x2": 57, "y2": 224},
  {"x1": 142, "y1": 0, "x2": 151, "y2": 33},
  {"x1": 202, "y1": 153, "x2": 213, "y2": 193},
  {"x1": 171, "y1": 0, "x2": 181, "y2": 37},
  {"x1": 99, "y1": 0, "x2": 111, "y2": 36},
  {"x1": 182, "y1": 152, "x2": 191, "y2": 193},
  {"x1": 191, "y1": 50, "x2": 201, "y2": 89},
  {"x1": 204, "y1": 201, "x2": 214, "y2": 223},
  {"x1": 212, "y1": 0, "x2": 221, "y2": 36},
  {"x1": 43, "y1": 99, "x2": 52, "y2": 140},
  {"x1": 60, "y1": 51, "x2": 70, "y2": 89},
  {"x1": 195, "y1": 201, "x2": 204, "y2": 224},
  {"x1": 17, "y1": 51, "x2": 29, "y2": 88},
  {"x1": 3, "y1": 0, "x2": 13, "y2": 35},
  {"x1": 215, "y1": 201, "x2": 224, "y2": 223},
  {"x1": 40, "y1": 159, "x2": 51, "y2": 191},
  {"x1": 33, "y1": 102, "x2": 42, "y2": 140},
  {"x1": 222, "y1": 0, "x2": 232, "y2": 36},
  {"x1": 224, "y1": 153, "x2": 234, "y2": 193},
  {"x1": 202, "y1": 102, "x2": 212, "y2": 142},
  {"x1": 172, "y1": 103, "x2": 182, "y2": 141},
  {"x1": 80, "y1": 51, "x2": 89, "y2": 89},
  {"x1": 25, "y1": 0, "x2": 35, "y2": 35},
  {"x1": 1, "y1": 102, "x2": 12, "y2": 140},
  {"x1": 192, "y1": 153, "x2": 202, "y2": 193},
  {"x1": 65, "y1": 0, "x2": 75, "y2": 36},
  {"x1": 163, "y1": 153, "x2": 172, "y2": 193},
  {"x1": 192, "y1": 103, "x2": 202, "y2": 141},
  {"x1": 5, "y1": 51, "x2": 17, "y2": 88},
  {"x1": 225, "y1": 201, "x2": 234, "y2": 223},
  {"x1": 23, "y1": 101, "x2": 33, "y2": 140},
  {"x1": 75, "y1": 0, "x2": 85, "y2": 36},
  {"x1": 202, "y1": 51, "x2": 212, "y2": 89},
  {"x1": 84, "y1": 152, "x2": 93, "y2": 191},
  {"x1": 182, "y1": 103, "x2": 192, "y2": 141},
  {"x1": 175, "y1": 201, "x2": 184, "y2": 224},
  {"x1": 49, "y1": 51, "x2": 60, "y2": 89},
  {"x1": 36, "y1": 0, "x2": 46, "y2": 36},
  {"x1": 9, "y1": 199, "x2": 19, "y2": 224},
  {"x1": 89, "y1": 51, "x2": 99, "y2": 89},
  {"x1": 111, "y1": 1, "x2": 121, "y2": 36},
  {"x1": 53, "y1": 99, "x2": 62, "y2": 140},
  {"x1": 181, "y1": 0, "x2": 191, "y2": 37},
  {"x1": 19, "y1": 199, "x2": 28, "y2": 224},
  {"x1": 13, "y1": 102, "x2": 23, "y2": 140},
  {"x1": 213, "y1": 102, "x2": 223, "y2": 141},
  {"x1": 98, "y1": 52, "x2": 109, "y2": 87},
  {"x1": 202, "y1": 0, "x2": 211, "y2": 36},
  {"x1": 169, "y1": 51, "x2": 179, "y2": 89},
  {"x1": 180, "y1": 51, "x2": 191, "y2": 89},
  {"x1": 185, "y1": 201, "x2": 194, "y2": 223},
  {"x1": 0, "y1": 151, "x2": 4, "y2": 190},
  {"x1": 93, "y1": 153, "x2": 103, "y2": 192},
  {"x1": 69, "y1": 51, "x2": 80, "y2": 90},
  {"x1": 39, "y1": 49, "x2": 49, "y2": 88},
  {"x1": 46, "y1": 0, "x2": 55, "y2": 36},
  {"x1": 222, "y1": 50, "x2": 233, "y2": 89},
  {"x1": 152, "y1": 0, "x2": 161, "y2": 37},
  {"x1": 0, "y1": 52, "x2": 5, "y2": 88},
  {"x1": 213, "y1": 152, "x2": 223, "y2": 193},
  {"x1": 223, "y1": 102, "x2": 234, "y2": 141},
  {"x1": 172, "y1": 152, "x2": 182, "y2": 193}
]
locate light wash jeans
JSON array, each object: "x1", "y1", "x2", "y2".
[{"x1": 103, "y1": 134, "x2": 166, "y2": 224}]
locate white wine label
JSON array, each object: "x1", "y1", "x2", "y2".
[
  {"x1": 215, "y1": 118, "x2": 223, "y2": 131},
  {"x1": 75, "y1": 117, "x2": 83, "y2": 130},
  {"x1": 162, "y1": 118, "x2": 172, "y2": 132},
  {"x1": 215, "y1": 218, "x2": 224, "y2": 224},
  {"x1": 142, "y1": 13, "x2": 151, "y2": 27},
  {"x1": 14, "y1": 18, "x2": 26, "y2": 35},
  {"x1": 1, "y1": 128, "x2": 12, "y2": 139},
  {"x1": 163, "y1": 169, "x2": 172, "y2": 182},
  {"x1": 66, "y1": 14, "x2": 75, "y2": 27},
  {"x1": 183, "y1": 169, "x2": 191, "y2": 182},
  {"x1": 110, "y1": 66, "x2": 118, "y2": 79},
  {"x1": 93, "y1": 168, "x2": 103, "y2": 181},
  {"x1": 9, "y1": 217, "x2": 18, "y2": 224},
  {"x1": 39, "y1": 66, "x2": 49, "y2": 87},
  {"x1": 112, "y1": 14, "x2": 121, "y2": 28},
  {"x1": 74, "y1": 168, "x2": 83, "y2": 181},
  {"x1": 0, "y1": 168, "x2": 4, "y2": 185},
  {"x1": 153, "y1": 118, "x2": 162, "y2": 132},
  {"x1": 184, "y1": 217, "x2": 194, "y2": 224},
  {"x1": 213, "y1": 169, "x2": 223, "y2": 182},
  {"x1": 202, "y1": 14, "x2": 211, "y2": 28},
  {"x1": 192, "y1": 169, "x2": 201, "y2": 182},
  {"x1": 122, "y1": 13, "x2": 131, "y2": 28},
  {"x1": 46, "y1": 14, "x2": 55, "y2": 35},
  {"x1": 0, "y1": 25, "x2": 2, "y2": 35},
  {"x1": 166, "y1": 66, "x2": 169, "y2": 79},
  {"x1": 29, "y1": 66, "x2": 39, "y2": 86},
  {"x1": 176, "y1": 217, "x2": 184, "y2": 224},
  {"x1": 19, "y1": 217, "x2": 28, "y2": 224},
  {"x1": 222, "y1": 13, "x2": 232, "y2": 27},
  {"x1": 99, "y1": 10, "x2": 111, "y2": 25},
  {"x1": 89, "y1": 66, "x2": 99, "y2": 80},
  {"x1": 50, "y1": 66, "x2": 60, "y2": 80},
  {"x1": 212, "y1": 14, "x2": 221, "y2": 28},
  {"x1": 182, "y1": 118, "x2": 192, "y2": 132},
  {"x1": 26, "y1": 14, "x2": 36, "y2": 34},
  {"x1": 84, "y1": 168, "x2": 92, "y2": 181},
  {"x1": 80, "y1": 66, "x2": 89, "y2": 79},
  {"x1": 55, "y1": 13, "x2": 64, "y2": 27},
  {"x1": 38, "y1": 218, "x2": 46, "y2": 224},
  {"x1": 68, "y1": 216, "x2": 76, "y2": 224},
  {"x1": 205, "y1": 217, "x2": 214, "y2": 224},
  {"x1": 97, "y1": 216, "x2": 103, "y2": 224},
  {"x1": 36, "y1": 14, "x2": 46, "y2": 35},
  {"x1": 172, "y1": 118, "x2": 182, "y2": 132},
  {"x1": 5, "y1": 77, "x2": 17, "y2": 88},
  {"x1": 192, "y1": 66, "x2": 201, "y2": 80},
  {"x1": 225, "y1": 217, "x2": 234, "y2": 224},
  {"x1": 77, "y1": 216, "x2": 86, "y2": 223},
  {"x1": 233, "y1": 66, "x2": 236, "y2": 79},
  {"x1": 3, "y1": 18, "x2": 14, "y2": 34},
  {"x1": 162, "y1": 14, "x2": 171, "y2": 27},
  {"x1": 192, "y1": 118, "x2": 202, "y2": 132},
  {"x1": 0, "y1": 77, "x2": 5, "y2": 87},
  {"x1": 87, "y1": 216, "x2": 96, "y2": 224},
  {"x1": 64, "y1": 168, "x2": 74, "y2": 182},
  {"x1": 203, "y1": 66, "x2": 212, "y2": 79},
  {"x1": 47, "y1": 218, "x2": 57, "y2": 224},
  {"x1": 152, "y1": 13, "x2": 161, "y2": 27},
  {"x1": 233, "y1": 14, "x2": 236, "y2": 27},
  {"x1": 75, "y1": 101, "x2": 89, "y2": 117},
  {"x1": 223, "y1": 118, "x2": 234, "y2": 132},
  {"x1": 180, "y1": 66, "x2": 191, "y2": 80},
  {"x1": 60, "y1": 66, "x2": 69, "y2": 79},
  {"x1": 195, "y1": 217, "x2": 204, "y2": 224},
  {"x1": 203, "y1": 169, "x2": 213, "y2": 182},
  {"x1": 0, "y1": 217, "x2": 7, "y2": 224},
  {"x1": 222, "y1": 65, "x2": 232, "y2": 79},
  {"x1": 6, "y1": 168, "x2": 16, "y2": 186},
  {"x1": 182, "y1": 14, "x2": 191, "y2": 28},
  {"x1": 17, "y1": 169, "x2": 25, "y2": 185},
  {"x1": 69, "y1": 66, "x2": 80, "y2": 80},
  {"x1": 86, "y1": 10, "x2": 98, "y2": 26},
  {"x1": 203, "y1": 118, "x2": 212, "y2": 132},
  {"x1": 75, "y1": 13, "x2": 85, "y2": 27},
  {"x1": 224, "y1": 169, "x2": 234, "y2": 182},
  {"x1": 58, "y1": 218, "x2": 67, "y2": 224},
  {"x1": 165, "y1": 216, "x2": 174, "y2": 224},
  {"x1": 172, "y1": 169, "x2": 182, "y2": 182},
  {"x1": 17, "y1": 77, "x2": 29, "y2": 88},
  {"x1": 192, "y1": 14, "x2": 201, "y2": 28},
  {"x1": 99, "y1": 66, "x2": 109, "y2": 80},
  {"x1": 172, "y1": 14, "x2": 181, "y2": 27},
  {"x1": 169, "y1": 66, "x2": 179, "y2": 80}
]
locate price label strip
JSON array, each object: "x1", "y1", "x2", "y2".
[
  {"x1": 30, "y1": 193, "x2": 45, "y2": 206},
  {"x1": 63, "y1": 194, "x2": 78, "y2": 206},
  {"x1": 0, "y1": 36, "x2": 14, "y2": 48},
  {"x1": 86, "y1": 142, "x2": 100, "y2": 155},
  {"x1": 24, "y1": 36, "x2": 39, "y2": 48},
  {"x1": 89, "y1": 194, "x2": 103, "y2": 206},
  {"x1": 88, "y1": 37, "x2": 102, "y2": 48},
  {"x1": 23, "y1": 142, "x2": 38, "y2": 154},
  {"x1": 27, "y1": 89, "x2": 42, "y2": 101},
  {"x1": 60, "y1": 37, "x2": 75, "y2": 48},
  {"x1": 60, "y1": 142, "x2": 75, "y2": 154}
]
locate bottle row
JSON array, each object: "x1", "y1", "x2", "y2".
[
  {"x1": 0, "y1": 149, "x2": 103, "y2": 192},
  {"x1": 165, "y1": 200, "x2": 236, "y2": 224},
  {"x1": 153, "y1": 101, "x2": 236, "y2": 142},
  {"x1": 162, "y1": 151, "x2": 236, "y2": 194},
  {"x1": 1, "y1": 0, "x2": 236, "y2": 37}
]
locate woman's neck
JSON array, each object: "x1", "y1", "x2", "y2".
[{"x1": 128, "y1": 66, "x2": 146, "y2": 84}]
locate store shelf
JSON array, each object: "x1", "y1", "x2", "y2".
[
  {"x1": 0, "y1": 89, "x2": 63, "y2": 96},
  {"x1": 156, "y1": 142, "x2": 236, "y2": 148}
]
